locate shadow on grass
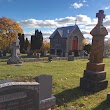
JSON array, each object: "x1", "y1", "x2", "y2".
[
  {"x1": 55, "y1": 87, "x2": 93, "y2": 107},
  {"x1": 92, "y1": 100, "x2": 110, "y2": 110},
  {"x1": 55, "y1": 87, "x2": 110, "y2": 109}
]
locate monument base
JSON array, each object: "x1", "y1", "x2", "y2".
[
  {"x1": 86, "y1": 62, "x2": 105, "y2": 72},
  {"x1": 84, "y1": 70, "x2": 106, "y2": 81},
  {"x1": 40, "y1": 96, "x2": 56, "y2": 110},
  {"x1": 7, "y1": 56, "x2": 22, "y2": 64},
  {"x1": 80, "y1": 77, "x2": 108, "y2": 92}
]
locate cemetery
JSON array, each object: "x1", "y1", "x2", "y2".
[{"x1": 0, "y1": 9, "x2": 110, "y2": 110}]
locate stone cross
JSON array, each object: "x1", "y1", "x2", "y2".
[
  {"x1": 7, "y1": 36, "x2": 22, "y2": 64},
  {"x1": 96, "y1": 10, "x2": 105, "y2": 26},
  {"x1": 10, "y1": 43, "x2": 17, "y2": 57},
  {"x1": 80, "y1": 10, "x2": 108, "y2": 92}
]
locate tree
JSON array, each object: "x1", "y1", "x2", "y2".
[
  {"x1": 31, "y1": 29, "x2": 43, "y2": 52},
  {"x1": 0, "y1": 17, "x2": 23, "y2": 51},
  {"x1": 18, "y1": 33, "x2": 25, "y2": 53},
  {"x1": 24, "y1": 38, "x2": 29, "y2": 51},
  {"x1": 83, "y1": 43, "x2": 91, "y2": 54},
  {"x1": 41, "y1": 40, "x2": 50, "y2": 52},
  {"x1": 82, "y1": 38, "x2": 88, "y2": 46}
]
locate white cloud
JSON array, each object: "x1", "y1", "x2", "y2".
[
  {"x1": 19, "y1": 14, "x2": 110, "y2": 43},
  {"x1": 19, "y1": 17, "x2": 76, "y2": 28},
  {"x1": 55, "y1": 17, "x2": 76, "y2": 24},
  {"x1": 71, "y1": 3, "x2": 83, "y2": 9},
  {"x1": 82, "y1": 0, "x2": 87, "y2": 2},
  {"x1": 19, "y1": 19, "x2": 60, "y2": 28},
  {"x1": 70, "y1": 1, "x2": 88, "y2": 9},
  {"x1": 19, "y1": 15, "x2": 91, "y2": 29},
  {"x1": 76, "y1": 14, "x2": 91, "y2": 24},
  {"x1": 81, "y1": 29, "x2": 90, "y2": 34},
  {"x1": 84, "y1": 35, "x2": 92, "y2": 43},
  {"x1": 105, "y1": 6, "x2": 110, "y2": 10},
  {"x1": 42, "y1": 31, "x2": 54, "y2": 36}
]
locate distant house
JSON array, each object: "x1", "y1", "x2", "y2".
[{"x1": 49, "y1": 25, "x2": 84, "y2": 56}]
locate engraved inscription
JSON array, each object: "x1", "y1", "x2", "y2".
[
  {"x1": 0, "y1": 92, "x2": 36, "y2": 110},
  {"x1": 0, "y1": 92, "x2": 27, "y2": 103}
]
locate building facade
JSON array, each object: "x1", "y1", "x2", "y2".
[{"x1": 49, "y1": 25, "x2": 84, "y2": 56}]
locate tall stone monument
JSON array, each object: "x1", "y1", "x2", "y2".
[
  {"x1": 80, "y1": 10, "x2": 108, "y2": 92},
  {"x1": 7, "y1": 37, "x2": 22, "y2": 64}
]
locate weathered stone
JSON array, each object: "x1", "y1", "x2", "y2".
[
  {"x1": 49, "y1": 25, "x2": 84, "y2": 57},
  {"x1": 86, "y1": 62, "x2": 105, "y2": 72},
  {"x1": 7, "y1": 37, "x2": 22, "y2": 64},
  {"x1": 80, "y1": 78, "x2": 108, "y2": 92},
  {"x1": 48, "y1": 55, "x2": 52, "y2": 62},
  {"x1": 0, "y1": 81, "x2": 39, "y2": 110},
  {"x1": 80, "y1": 10, "x2": 108, "y2": 92},
  {"x1": 34, "y1": 74, "x2": 56, "y2": 110},
  {"x1": 68, "y1": 55, "x2": 74, "y2": 61},
  {"x1": 84, "y1": 70, "x2": 106, "y2": 81},
  {"x1": 0, "y1": 74, "x2": 56, "y2": 110}
]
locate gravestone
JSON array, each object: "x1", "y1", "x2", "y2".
[
  {"x1": 36, "y1": 53, "x2": 41, "y2": 58},
  {"x1": 0, "y1": 75, "x2": 56, "y2": 110},
  {"x1": 79, "y1": 50, "x2": 84, "y2": 58},
  {"x1": 0, "y1": 50, "x2": 2, "y2": 57},
  {"x1": 48, "y1": 55, "x2": 52, "y2": 62},
  {"x1": 0, "y1": 81, "x2": 39, "y2": 110},
  {"x1": 7, "y1": 37, "x2": 22, "y2": 64},
  {"x1": 80, "y1": 10, "x2": 108, "y2": 92},
  {"x1": 34, "y1": 74, "x2": 56, "y2": 110},
  {"x1": 68, "y1": 52, "x2": 74, "y2": 61},
  {"x1": 68, "y1": 55, "x2": 74, "y2": 61}
]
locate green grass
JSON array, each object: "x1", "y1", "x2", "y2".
[
  {"x1": 0, "y1": 54, "x2": 49, "y2": 62},
  {"x1": 0, "y1": 58, "x2": 110, "y2": 110}
]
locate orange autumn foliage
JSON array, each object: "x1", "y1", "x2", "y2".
[
  {"x1": 41, "y1": 40, "x2": 50, "y2": 51},
  {"x1": 82, "y1": 38, "x2": 88, "y2": 46},
  {"x1": 0, "y1": 17, "x2": 23, "y2": 50}
]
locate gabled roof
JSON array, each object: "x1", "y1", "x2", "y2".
[{"x1": 50, "y1": 25, "x2": 78, "y2": 38}]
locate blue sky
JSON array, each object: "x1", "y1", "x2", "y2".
[{"x1": 0, "y1": 0, "x2": 110, "y2": 42}]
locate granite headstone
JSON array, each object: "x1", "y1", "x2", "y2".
[
  {"x1": 34, "y1": 74, "x2": 56, "y2": 110},
  {"x1": 0, "y1": 81, "x2": 39, "y2": 110}
]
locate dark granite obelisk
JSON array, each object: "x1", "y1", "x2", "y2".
[{"x1": 80, "y1": 10, "x2": 108, "y2": 92}]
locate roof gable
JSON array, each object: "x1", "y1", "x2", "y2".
[
  {"x1": 53, "y1": 30, "x2": 62, "y2": 38},
  {"x1": 50, "y1": 25, "x2": 78, "y2": 38}
]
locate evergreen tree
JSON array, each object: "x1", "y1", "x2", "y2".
[
  {"x1": 24, "y1": 38, "x2": 29, "y2": 51},
  {"x1": 31, "y1": 29, "x2": 43, "y2": 51},
  {"x1": 18, "y1": 33, "x2": 25, "y2": 53}
]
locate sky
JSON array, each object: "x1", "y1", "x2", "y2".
[{"x1": 0, "y1": 0, "x2": 110, "y2": 42}]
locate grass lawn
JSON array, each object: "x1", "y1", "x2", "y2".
[{"x1": 0, "y1": 58, "x2": 110, "y2": 110}]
